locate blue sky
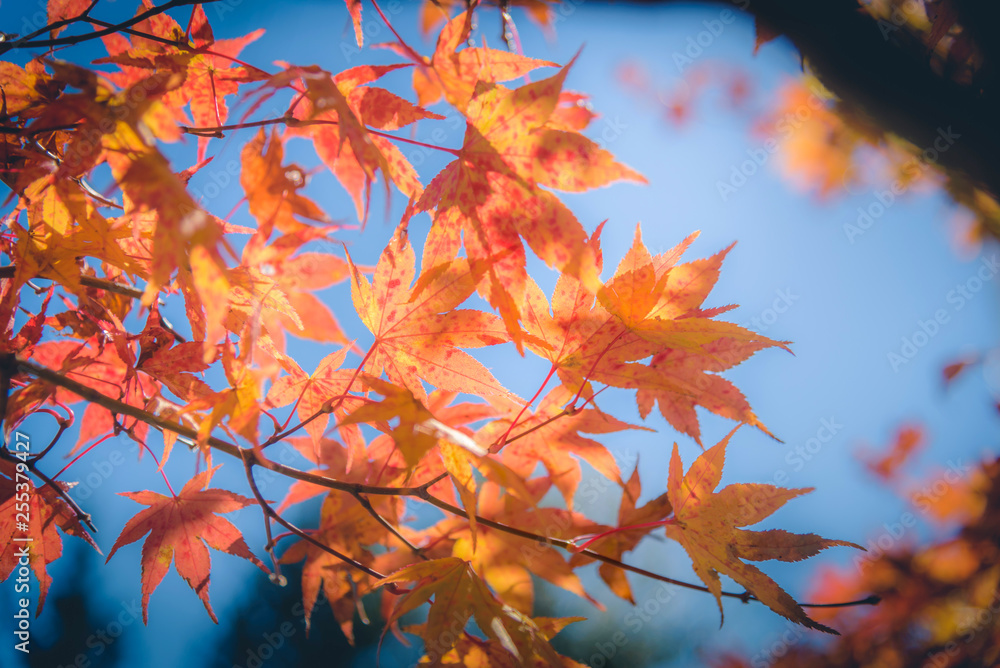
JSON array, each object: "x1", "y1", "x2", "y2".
[{"x1": 1, "y1": 1, "x2": 999, "y2": 666}]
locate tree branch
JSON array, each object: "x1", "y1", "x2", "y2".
[
  {"x1": 6, "y1": 353, "x2": 879, "y2": 612},
  {"x1": 240, "y1": 448, "x2": 385, "y2": 580},
  {"x1": 0, "y1": 0, "x2": 210, "y2": 55}
]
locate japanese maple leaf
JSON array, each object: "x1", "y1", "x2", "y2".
[
  {"x1": 407, "y1": 616, "x2": 585, "y2": 667},
  {"x1": 480, "y1": 385, "x2": 644, "y2": 509},
  {"x1": 276, "y1": 435, "x2": 386, "y2": 512},
  {"x1": 568, "y1": 461, "x2": 673, "y2": 604},
  {"x1": 664, "y1": 430, "x2": 862, "y2": 632},
  {"x1": 345, "y1": 0, "x2": 363, "y2": 47},
  {"x1": 520, "y1": 224, "x2": 786, "y2": 444},
  {"x1": 107, "y1": 467, "x2": 267, "y2": 624},
  {"x1": 419, "y1": 1, "x2": 558, "y2": 35},
  {"x1": 414, "y1": 60, "x2": 645, "y2": 349},
  {"x1": 46, "y1": 0, "x2": 91, "y2": 37},
  {"x1": 138, "y1": 341, "x2": 215, "y2": 404},
  {"x1": 382, "y1": 556, "x2": 566, "y2": 665},
  {"x1": 184, "y1": 343, "x2": 269, "y2": 448},
  {"x1": 341, "y1": 377, "x2": 489, "y2": 469},
  {"x1": 399, "y1": 10, "x2": 557, "y2": 111},
  {"x1": 426, "y1": 479, "x2": 603, "y2": 614},
  {"x1": 14, "y1": 178, "x2": 137, "y2": 292},
  {"x1": 0, "y1": 461, "x2": 99, "y2": 615},
  {"x1": 859, "y1": 423, "x2": 924, "y2": 481},
  {"x1": 279, "y1": 493, "x2": 388, "y2": 637},
  {"x1": 257, "y1": 252, "x2": 353, "y2": 347},
  {"x1": 97, "y1": 3, "x2": 265, "y2": 160},
  {"x1": 285, "y1": 63, "x2": 442, "y2": 220},
  {"x1": 0, "y1": 60, "x2": 59, "y2": 120},
  {"x1": 257, "y1": 62, "x2": 433, "y2": 222},
  {"x1": 240, "y1": 128, "x2": 332, "y2": 236},
  {"x1": 346, "y1": 227, "x2": 515, "y2": 402},
  {"x1": 548, "y1": 91, "x2": 598, "y2": 132},
  {"x1": 264, "y1": 347, "x2": 363, "y2": 447},
  {"x1": 8, "y1": 339, "x2": 155, "y2": 452}
]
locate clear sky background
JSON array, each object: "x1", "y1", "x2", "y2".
[{"x1": 1, "y1": 1, "x2": 999, "y2": 667}]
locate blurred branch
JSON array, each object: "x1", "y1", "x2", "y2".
[{"x1": 603, "y1": 0, "x2": 1000, "y2": 235}]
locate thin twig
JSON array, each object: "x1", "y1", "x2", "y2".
[
  {"x1": 0, "y1": 447, "x2": 97, "y2": 532},
  {"x1": 240, "y1": 448, "x2": 384, "y2": 579},
  {"x1": 0, "y1": 267, "x2": 144, "y2": 299},
  {"x1": 351, "y1": 491, "x2": 427, "y2": 559}
]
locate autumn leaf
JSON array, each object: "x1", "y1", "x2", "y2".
[
  {"x1": 342, "y1": 377, "x2": 489, "y2": 467},
  {"x1": 264, "y1": 347, "x2": 362, "y2": 447},
  {"x1": 401, "y1": 10, "x2": 557, "y2": 111},
  {"x1": 414, "y1": 57, "x2": 645, "y2": 348},
  {"x1": 416, "y1": 1, "x2": 559, "y2": 41},
  {"x1": 47, "y1": 0, "x2": 92, "y2": 38},
  {"x1": 569, "y1": 460, "x2": 673, "y2": 604},
  {"x1": 383, "y1": 556, "x2": 566, "y2": 665},
  {"x1": 273, "y1": 62, "x2": 438, "y2": 221},
  {"x1": 0, "y1": 460, "x2": 99, "y2": 615},
  {"x1": 345, "y1": 0, "x2": 363, "y2": 47},
  {"x1": 107, "y1": 467, "x2": 268, "y2": 623},
  {"x1": 409, "y1": 615, "x2": 586, "y2": 666},
  {"x1": 347, "y1": 227, "x2": 515, "y2": 402},
  {"x1": 521, "y1": 224, "x2": 785, "y2": 443},
  {"x1": 427, "y1": 479, "x2": 603, "y2": 614},
  {"x1": 96, "y1": 3, "x2": 266, "y2": 160},
  {"x1": 860, "y1": 423, "x2": 925, "y2": 481},
  {"x1": 240, "y1": 128, "x2": 332, "y2": 236},
  {"x1": 480, "y1": 385, "x2": 643, "y2": 508},
  {"x1": 280, "y1": 493, "x2": 387, "y2": 638},
  {"x1": 665, "y1": 429, "x2": 862, "y2": 632}
]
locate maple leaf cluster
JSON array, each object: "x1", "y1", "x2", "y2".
[
  {"x1": 713, "y1": 428, "x2": 1000, "y2": 668},
  {"x1": 0, "y1": 1, "x2": 864, "y2": 663}
]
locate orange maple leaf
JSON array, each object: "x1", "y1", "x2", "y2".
[
  {"x1": 264, "y1": 347, "x2": 363, "y2": 447},
  {"x1": 341, "y1": 377, "x2": 489, "y2": 467},
  {"x1": 426, "y1": 478, "x2": 603, "y2": 614},
  {"x1": 279, "y1": 493, "x2": 386, "y2": 638},
  {"x1": 0, "y1": 460, "x2": 99, "y2": 615},
  {"x1": 569, "y1": 460, "x2": 674, "y2": 604},
  {"x1": 96, "y1": 3, "x2": 265, "y2": 160},
  {"x1": 860, "y1": 423, "x2": 925, "y2": 481},
  {"x1": 414, "y1": 58, "x2": 645, "y2": 349},
  {"x1": 665, "y1": 429, "x2": 862, "y2": 632},
  {"x1": 401, "y1": 10, "x2": 557, "y2": 111},
  {"x1": 346, "y1": 227, "x2": 515, "y2": 402},
  {"x1": 416, "y1": 1, "x2": 558, "y2": 41},
  {"x1": 382, "y1": 556, "x2": 566, "y2": 665},
  {"x1": 521, "y1": 224, "x2": 785, "y2": 443},
  {"x1": 481, "y1": 385, "x2": 643, "y2": 508},
  {"x1": 283, "y1": 62, "x2": 441, "y2": 221},
  {"x1": 107, "y1": 467, "x2": 268, "y2": 623}
]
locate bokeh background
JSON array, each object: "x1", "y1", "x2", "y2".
[{"x1": 1, "y1": 1, "x2": 998, "y2": 666}]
